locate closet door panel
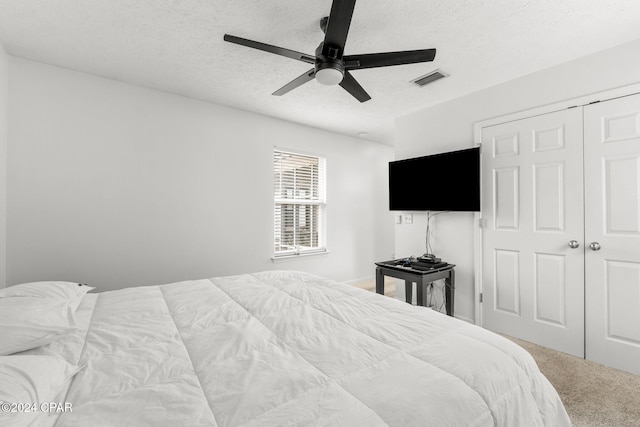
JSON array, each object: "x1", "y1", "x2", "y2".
[
  {"x1": 584, "y1": 93, "x2": 640, "y2": 375},
  {"x1": 481, "y1": 108, "x2": 585, "y2": 357}
]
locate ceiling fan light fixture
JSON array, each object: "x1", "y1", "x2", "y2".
[{"x1": 315, "y1": 67, "x2": 344, "y2": 86}]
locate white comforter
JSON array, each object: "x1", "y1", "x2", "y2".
[{"x1": 49, "y1": 271, "x2": 569, "y2": 426}]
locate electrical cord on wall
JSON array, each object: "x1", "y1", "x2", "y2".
[
  {"x1": 422, "y1": 210, "x2": 452, "y2": 314},
  {"x1": 426, "y1": 283, "x2": 433, "y2": 307},
  {"x1": 425, "y1": 211, "x2": 449, "y2": 256},
  {"x1": 424, "y1": 281, "x2": 453, "y2": 313},
  {"x1": 425, "y1": 281, "x2": 453, "y2": 313}
]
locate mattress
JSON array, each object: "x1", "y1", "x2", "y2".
[{"x1": 30, "y1": 270, "x2": 570, "y2": 426}]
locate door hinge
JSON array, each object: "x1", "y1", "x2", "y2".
[{"x1": 479, "y1": 293, "x2": 483, "y2": 303}]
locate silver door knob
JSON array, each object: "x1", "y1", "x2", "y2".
[
  {"x1": 568, "y1": 240, "x2": 580, "y2": 249},
  {"x1": 589, "y1": 242, "x2": 601, "y2": 251}
]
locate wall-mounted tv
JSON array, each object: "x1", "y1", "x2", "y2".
[{"x1": 389, "y1": 147, "x2": 480, "y2": 211}]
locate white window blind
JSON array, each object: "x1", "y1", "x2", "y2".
[{"x1": 274, "y1": 149, "x2": 326, "y2": 257}]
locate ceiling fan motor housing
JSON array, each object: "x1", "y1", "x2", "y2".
[{"x1": 315, "y1": 43, "x2": 345, "y2": 85}]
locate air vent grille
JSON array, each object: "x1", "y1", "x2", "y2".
[{"x1": 412, "y1": 70, "x2": 448, "y2": 87}]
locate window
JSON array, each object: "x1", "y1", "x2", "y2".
[{"x1": 273, "y1": 149, "x2": 326, "y2": 257}]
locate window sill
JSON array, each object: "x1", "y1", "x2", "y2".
[{"x1": 271, "y1": 250, "x2": 330, "y2": 263}]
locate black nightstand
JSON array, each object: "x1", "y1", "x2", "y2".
[{"x1": 375, "y1": 259, "x2": 456, "y2": 317}]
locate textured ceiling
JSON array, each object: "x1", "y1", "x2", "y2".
[{"x1": 0, "y1": 0, "x2": 639, "y2": 145}]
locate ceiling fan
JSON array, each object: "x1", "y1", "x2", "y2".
[{"x1": 223, "y1": 0, "x2": 436, "y2": 103}]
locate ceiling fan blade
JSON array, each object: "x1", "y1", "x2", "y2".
[
  {"x1": 224, "y1": 34, "x2": 315, "y2": 64},
  {"x1": 344, "y1": 48, "x2": 436, "y2": 70},
  {"x1": 339, "y1": 70, "x2": 371, "y2": 103},
  {"x1": 323, "y1": 0, "x2": 357, "y2": 55},
  {"x1": 272, "y1": 69, "x2": 316, "y2": 96}
]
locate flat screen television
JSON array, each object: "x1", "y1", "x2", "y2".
[{"x1": 389, "y1": 147, "x2": 480, "y2": 211}]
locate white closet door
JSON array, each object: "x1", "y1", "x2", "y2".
[
  {"x1": 481, "y1": 108, "x2": 585, "y2": 357},
  {"x1": 584, "y1": 93, "x2": 640, "y2": 375}
]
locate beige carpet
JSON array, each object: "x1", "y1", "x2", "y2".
[{"x1": 504, "y1": 335, "x2": 640, "y2": 426}]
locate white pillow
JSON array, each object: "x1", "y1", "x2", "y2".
[
  {"x1": 0, "y1": 297, "x2": 77, "y2": 355},
  {"x1": 0, "y1": 355, "x2": 81, "y2": 427},
  {"x1": 0, "y1": 281, "x2": 94, "y2": 301}
]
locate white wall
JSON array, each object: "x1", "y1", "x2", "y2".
[
  {"x1": 0, "y1": 44, "x2": 8, "y2": 288},
  {"x1": 395, "y1": 38, "x2": 640, "y2": 323},
  {"x1": 6, "y1": 58, "x2": 394, "y2": 291}
]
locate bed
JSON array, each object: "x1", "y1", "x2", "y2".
[{"x1": 0, "y1": 270, "x2": 570, "y2": 426}]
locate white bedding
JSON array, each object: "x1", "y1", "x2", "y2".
[{"x1": 43, "y1": 270, "x2": 569, "y2": 426}]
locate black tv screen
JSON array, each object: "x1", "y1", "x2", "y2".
[{"x1": 389, "y1": 147, "x2": 480, "y2": 211}]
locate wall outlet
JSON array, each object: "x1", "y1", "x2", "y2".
[
  {"x1": 402, "y1": 214, "x2": 413, "y2": 224},
  {"x1": 395, "y1": 214, "x2": 403, "y2": 224}
]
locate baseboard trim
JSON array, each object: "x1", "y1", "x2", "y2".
[{"x1": 343, "y1": 276, "x2": 374, "y2": 286}]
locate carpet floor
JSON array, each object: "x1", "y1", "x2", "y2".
[{"x1": 504, "y1": 335, "x2": 640, "y2": 426}]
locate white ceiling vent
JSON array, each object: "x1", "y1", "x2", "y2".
[{"x1": 412, "y1": 70, "x2": 448, "y2": 87}]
